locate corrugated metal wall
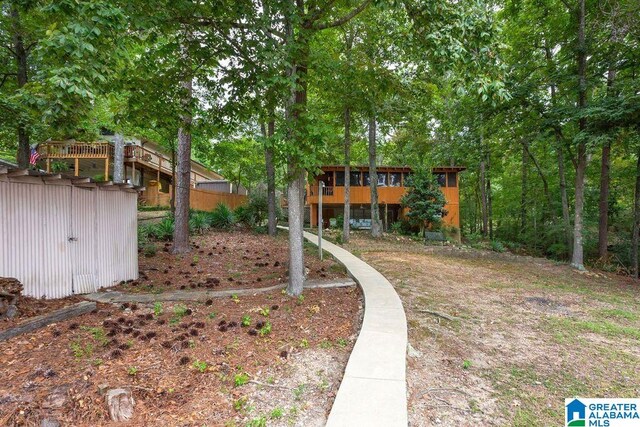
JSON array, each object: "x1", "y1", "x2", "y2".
[{"x1": 0, "y1": 179, "x2": 138, "y2": 298}]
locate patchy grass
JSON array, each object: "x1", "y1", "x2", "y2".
[{"x1": 342, "y1": 232, "x2": 640, "y2": 427}]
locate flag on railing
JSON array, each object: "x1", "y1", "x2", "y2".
[{"x1": 29, "y1": 147, "x2": 40, "y2": 166}]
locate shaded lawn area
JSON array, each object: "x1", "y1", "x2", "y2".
[{"x1": 342, "y1": 233, "x2": 640, "y2": 427}]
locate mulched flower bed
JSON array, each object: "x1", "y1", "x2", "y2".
[
  {"x1": 0, "y1": 229, "x2": 362, "y2": 426},
  {"x1": 119, "y1": 230, "x2": 346, "y2": 294},
  {"x1": 0, "y1": 289, "x2": 361, "y2": 426}
]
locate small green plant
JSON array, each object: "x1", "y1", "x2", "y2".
[
  {"x1": 336, "y1": 338, "x2": 348, "y2": 348},
  {"x1": 81, "y1": 326, "x2": 109, "y2": 346},
  {"x1": 234, "y1": 371, "x2": 250, "y2": 386},
  {"x1": 266, "y1": 376, "x2": 275, "y2": 384},
  {"x1": 241, "y1": 315, "x2": 252, "y2": 327},
  {"x1": 127, "y1": 366, "x2": 139, "y2": 376},
  {"x1": 153, "y1": 302, "x2": 163, "y2": 317},
  {"x1": 299, "y1": 338, "x2": 309, "y2": 348},
  {"x1": 192, "y1": 255, "x2": 199, "y2": 264},
  {"x1": 246, "y1": 416, "x2": 267, "y2": 427},
  {"x1": 208, "y1": 311, "x2": 218, "y2": 319},
  {"x1": 233, "y1": 396, "x2": 248, "y2": 411},
  {"x1": 462, "y1": 360, "x2": 472, "y2": 370},
  {"x1": 173, "y1": 304, "x2": 188, "y2": 317},
  {"x1": 92, "y1": 358, "x2": 103, "y2": 366},
  {"x1": 490, "y1": 240, "x2": 506, "y2": 253},
  {"x1": 231, "y1": 294, "x2": 240, "y2": 303},
  {"x1": 270, "y1": 407, "x2": 284, "y2": 419},
  {"x1": 258, "y1": 307, "x2": 270, "y2": 317},
  {"x1": 126, "y1": 340, "x2": 134, "y2": 348},
  {"x1": 188, "y1": 340, "x2": 196, "y2": 349},
  {"x1": 319, "y1": 339, "x2": 332, "y2": 349},
  {"x1": 296, "y1": 295, "x2": 305, "y2": 305},
  {"x1": 258, "y1": 321, "x2": 272, "y2": 337},
  {"x1": 192, "y1": 360, "x2": 208, "y2": 373},
  {"x1": 143, "y1": 242, "x2": 158, "y2": 257},
  {"x1": 293, "y1": 383, "x2": 306, "y2": 400},
  {"x1": 70, "y1": 341, "x2": 93, "y2": 359}
]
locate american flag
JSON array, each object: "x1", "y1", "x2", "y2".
[{"x1": 29, "y1": 147, "x2": 40, "y2": 166}]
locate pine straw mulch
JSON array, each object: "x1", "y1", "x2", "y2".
[
  {"x1": 0, "y1": 287, "x2": 362, "y2": 426},
  {"x1": 117, "y1": 229, "x2": 346, "y2": 294}
]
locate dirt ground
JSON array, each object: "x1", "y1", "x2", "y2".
[
  {"x1": 0, "y1": 230, "x2": 362, "y2": 426},
  {"x1": 341, "y1": 232, "x2": 640, "y2": 427}
]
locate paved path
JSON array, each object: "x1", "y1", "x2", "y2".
[
  {"x1": 84, "y1": 278, "x2": 355, "y2": 303},
  {"x1": 297, "y1": 229, "x2": 408, "y2": 426}
]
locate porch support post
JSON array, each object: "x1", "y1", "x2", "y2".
[{"x1": 74, "y1": 158, "x2": 79, "y2": 176}]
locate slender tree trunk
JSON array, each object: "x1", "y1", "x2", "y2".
[
  {"x1": 343, "y1": 107, "x2": 351, "y2": 243},
  {"x1": 571, "y1": 0, "x2": 588, "y2": 270},
  {"x1": 172, "y1": 77, "x2": 193, "y2": 254},
  {"x1": 597, "y1": 141, "x2": 611, "y2": 259},
  {"x1": 262, "y1": 119, "x2": 277, "y2": 236},
  {"x1": 556, "y1": 135, "x2": 572, "y2": 255},
  {"x1": 368, "y1": 114, "x2": 382, "y2": 237},
  {"x1": 113, "y1": 134, "x2": 125, "y2": 183},
  {"x1": 632, "y1": 152, "x2": 640, "y2": 279},
  {"x1": 487, "y1": 152, "x2": 493, "y2": 240},
  {"x1": 170, "y1": 145, "x2": 176, "y2": 214},
  {"x1": 11, "y1": 4, "x2": 29, "y2": 168},
  {"x1": 479, "y1": 159, "x2": 488, "y2": 238},
  {"x1": 597, "y1": 68, "x2": 617, "y2": 259},
  {"x1": 521, "y1": 140, "x2": 528, "y2": 234},
  {"x1": 286, "y1": 28, "x2": 309, "y2": 296},
  {"x1": 523, "y1": 141, "x2": 553, "y2": 219}
]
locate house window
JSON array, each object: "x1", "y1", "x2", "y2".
[
  {"x1": 389, "y1": 172, "x2": 401, "y2": 187},
  {"x1": 447, "y1": 172, "x2": 457, "y2": 188},
  {"x1": 350, "y1": 171, "x2": 361, "y2": 186},
  {"x1": 434, "y1": 173, "x2": 446, "y2": 187},
  {"x1": 363, "y1": 172, "x2": 371, "y2": 186},
  {"x1": 377, "y1": 173, "x2": 387, "y2": 186},
  {"x1": 335, "y1": 171, "x2": 345, "y2": 186}
]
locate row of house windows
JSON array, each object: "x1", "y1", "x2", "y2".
[{"x1": 319, "y1": 171, "x2": 457, "y2": 188}]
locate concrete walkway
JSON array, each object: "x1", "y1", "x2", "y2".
[{"x1": 299, "y1": 230, "x2": 408, "y2": 426}]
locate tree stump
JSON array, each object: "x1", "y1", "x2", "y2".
[
  {"x1": 0, "y1": 277, "x2": 22, "y2": 319},
  {"x1": 106, "y1": 388, "x2": 135, "y2": 422}
]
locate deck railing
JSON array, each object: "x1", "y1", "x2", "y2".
[{"x1": 38, "y1": 142, "x2": 112, "y2": 159}]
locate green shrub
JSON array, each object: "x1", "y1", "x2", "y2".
[
  {"x1": 209, "y1": 203, "x2": 235, "y2": 229},
  {"x1": 151, "y1": 216, "x2": 175, "y2": 241},
  {"x1": 490, "y1": 240, "x2": 506, "y2": 253},
  {"x1": 235, "y1": 192, "x2": 282, "y2": 227},
  {"x1": 189, "y1": 211, "x2": 211, "y2": 234},
  {"x1": 334, "y1": 214, "x2": 344, "y2": 229},
  {"x1": 143, "y1": 242, "x2": 157, "y2": 257}
]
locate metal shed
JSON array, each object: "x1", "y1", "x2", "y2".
[{"x1": 0, "y1": 168, "x2": 141, "y2": 298}]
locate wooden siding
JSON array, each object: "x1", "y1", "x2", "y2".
[{"x1": 143, "y1": 184, "x2": 247, "y2": 211}]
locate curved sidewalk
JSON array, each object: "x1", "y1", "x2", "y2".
[{"x1": 302, "y1": 230, "x2": 408, "y2": 426}]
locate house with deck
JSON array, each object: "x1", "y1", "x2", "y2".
[
  {"x1": 34, "y1": 137, "x2": 247, "y2": 209},
  {"x1": 307, "y1": 165, "x2": 465, "y2": 232}
]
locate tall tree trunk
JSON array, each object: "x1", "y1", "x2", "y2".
[
  {"x1": 343, "y1": 107, "x2": 351, "y2": 243},
  {"x1": 170, "y1": 145, "x2": 176, "y2": 214},
  {"x1": 11, "y1": 4, "x2": 29, "y2": 168},
  {"x1": 479, "y1": 159, "x2": 488, "y2": 238},
  {"x1": 632, "y1": 151, "x2": 640, "y2": 279},
  {"x1": 556, "y1": 135, "x2": 572, "y2": 255},
  {"x1": 523, "y1": 141, "x2": 553, "y2": 219},
  {"x1": 113, "y1": 134, "x2": 125, "y2": 183},
  {"x1": 487, "y1": 152, "x2": 493, "y2": 240},
  {"x1": 262, "y1": 119, "x2": 277, "y2": 236},
  {"x1": 172, "y1": 77, "x2": 193, "y2": 254},
  {"x1": 597, "y1": 68, "x2": 617, "y2": 259},
  {"x1": 368, "y1": 114, "x2": 382, "y2": 237},
  {"x1": 597, "y1": 141, "x2": 611, "y2": 259},
  {"x1": 571, "y1": 0, "x2": 588, "y2": 270},
  {"x1": 286, "y1": 28, "x2": 309, "y2": 296},
  {"x1": 521, "y1": 140, "x2": 528, "y2": 234}
]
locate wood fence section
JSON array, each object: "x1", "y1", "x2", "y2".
[
  {"x1": 190, "y1": 187, "x2": 247, "y2": 211},
  {"x1": 142, "y1": 185, "x2": 247, "y2": 211}
]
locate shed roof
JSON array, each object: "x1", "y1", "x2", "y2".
[{"x1": 0, "y1": 168, "x2": 145, "y2": 193}]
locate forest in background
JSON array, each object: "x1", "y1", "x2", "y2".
[{"x1": 1, "y1": 0, "x2": 639, "y2": 280}]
